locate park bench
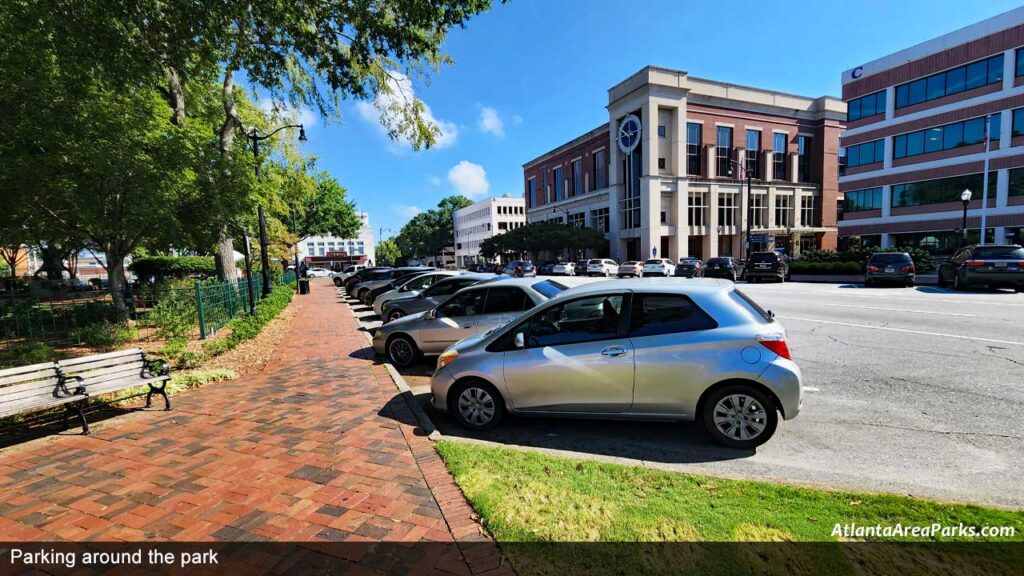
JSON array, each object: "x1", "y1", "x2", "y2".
[{"x1": 0, "y1": 348, "x2": 171, "y2": 435}]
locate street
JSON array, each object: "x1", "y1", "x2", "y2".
[{"x1": 345, "y1": 280, "x2": 1024, "y2": 508}]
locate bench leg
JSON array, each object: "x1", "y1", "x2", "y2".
[
  {"x1": 62, "y1": 404, "x2": 71, "y2": 431},
  {"x1": 148, "y1": 382, "x2": 171, "y2": 411},
  {"x1": 76, "y1": 402, "x2": 89, "y2": 435}
]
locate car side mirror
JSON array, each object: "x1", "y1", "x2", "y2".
[{"x1": 514, "y1": 332, "x2": 525, "y2": 349}]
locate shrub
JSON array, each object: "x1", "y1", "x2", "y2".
[
  {"x1": 72, "y1": 321, "x2": 138, "y2": 350},
  {"x1": 0, "y1": 342, "x2": 65, "y2": 368},
  {"x1": 131, "y1": 256, "x2": 217, "y2": 280},
  {"x1": 790, "y1": 261, "x2": 862, "y2": 275},
  {"x1": 202, "y1": 282, "x2": 294, "y2": 358}
]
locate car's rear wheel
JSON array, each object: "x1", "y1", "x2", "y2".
[
  {"x1": 702, "y1": 385, "x2": 778, "y2": 449},
  {"x1": 953, "y1": 273, "x2": 967, "y2": 291},
  {"x1": 333, "y1": 278, "x2": 342, "y2": 287},
  {"x1": 906, "y1": 279, "x2": 916, "y2": 287},
  {"x1": 449, "y1": 379, "x2": 505, "y2": 430},
  {"x1": 386, "y1": 334, "x2": 419, "y2": 367}
]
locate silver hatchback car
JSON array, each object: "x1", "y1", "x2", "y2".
[{"x1": 430, "y1": 278, "x2": 803, "y2": 449}]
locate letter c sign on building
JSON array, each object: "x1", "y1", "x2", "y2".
[{"x1": 851, "y1": 66, "x2": 864, "y2": 79}]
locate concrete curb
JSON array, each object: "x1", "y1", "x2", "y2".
[
  {"x1": 789, "y1": 274, "x2": 938, "y2": 285},
  {"x1": 348, "y1": 290, "x2": 443, "y2": 441}
]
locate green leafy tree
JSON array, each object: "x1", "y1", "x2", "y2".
[
  {"x1": 376, "y1": 239, "x2": 402, "y2": 266},
  {"x1": 393, "y1": 195, "x2": 472, "y2": 262}
]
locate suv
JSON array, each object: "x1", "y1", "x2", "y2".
[
  {"x1": 865, "y1": 252, "x2": 916, "y2": 287},
  {"x1": 704, "y1": 257, "x2": 740, "y2": 282},
  {"x1": 744, "y1": 252, "x2": 789, "y2": 283},
  {"x1": 937, "y1": 244, "x2": 1024, "y2": 292},
  {"x1": 586, "y1": 259, "x2": 618, "y2": 277},
  {"x1": 502, "y1": 260, "x2": 536, "y2": 277},
  {"x1": 643, "y1": 258, "x2": 676, "y2": 277},
  {"x1": 552, "y1": 262, "x2": 576, "y2": 276}
]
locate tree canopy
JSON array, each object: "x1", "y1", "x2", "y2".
[
  {"x1": 480, "y1": 223, "x2": 608, "y2": 261},
  {"x1": 393, "y1": 195, "x2": 473, "y2": 262}
]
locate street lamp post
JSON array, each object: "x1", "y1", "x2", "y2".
[
  {"x1": 727, "y1": 160, "x2": 754, "y2": 262},
  {"x1": 241, "y1": 124, "x2": 307, "y2": 297},
  {"x1": 960, "y1": 189, "x2": 972, "y2": 248}
]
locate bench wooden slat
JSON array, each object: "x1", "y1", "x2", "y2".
[
  {"x1": 57, "y1": 348, "x2": 143, "y2": 367},
  {"x1": 66, "y1": 362, "x2": 144, "y2": 385},
  {"x1": 0, "y1": 365, "x2": 60, "y2": 387},
  {"x1": 85, "y1": 375, "x2": 169, "y2": 398},
  {"x1": 0, "y1": 378, "x2": 67, "y2": 402},
  {"x1": 76, "y1": 369, "x2": 148, "y2": 391},
  {"x1": 0, "y1": 393, "x2": 85, "y2": 419},
  {"x1": 59, "y1": 355, "x2": 145, "y2": 375},
  {"x1": 0, "y1": 361, "x2": 59, "y2": 380}
]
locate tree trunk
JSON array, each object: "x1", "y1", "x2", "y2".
[
  {"x1": 105, "y1": 245, "x2": 130, "y2": 320},
  {"x1": 165, "y1": 66, "x2": 186, "y2": 125},
  {"x1": 214, "y1": 69, "x2": 243, "y2": 282}
]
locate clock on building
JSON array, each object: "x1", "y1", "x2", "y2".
[{"x1": 617, "y1": 114, "x2": 642, "y2": 154}]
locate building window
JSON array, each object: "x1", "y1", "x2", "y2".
[
  {"x1": 620, "y1": 151, "x2": 642, "y2": 229},
  {"x1": 552, "y1": 166, "x2": 564, "y2": 202},
  {"x1": 894, "y1": 114, "x2": 1000, "y2": 159},
  {"x1": 775, "y1": 195, "x2": 792, "y2": 228},
  {"x1": 568, "y1": 212, "x2": 585, "y2": 228},
  {"x1": 688, "y1": 192, "x2": 707, "y2": 227},
  {"x1": 590, "y1": 207, "x2": 610, "y2": 233},
  {"x1": 593, "y1": 149, "x2": 607, "y2": 189},
  {"x1": 658, "y1": 125, "x2": 666, "y2": 138},
  {"x1": 751, "y1": 194, "x2": 767, "y2": 228},
  {"x1": 686, "y1": 123, "x2": 702, "y2": 176},
  {"x1": 1013, "y1": 108, "x2": 1024, "y2": 137},
  {"x1": 847, "y1": 90, "x2": 886, "y2": 122},
  {"x1": 844, "y1": 187, "x2": 882, "y2": 212},
  {"x1": 894, "y1": 53, "x2": 1003, "y2": 109},
  {"x1": 773, "y1": 133, "x2": 787, "y2": 180},
  {"x1": 1018, "y1": 48, "x2": 1024, "y2": 77},
  {"x1": 745, "y1": 129, "x2": 761, "y2": 178},
  {"x1": 526, "y1": 178, "x2": 536, "y2": 208},
  {"x1": 891, "y1": 172, "x2": 997, "y2": 208},
  {"x1": 571, "y1": 159, "x2": 583, "y2": 197},
  {"x1": 718, "y1": 192, "x2": 737, "y2": 227},
  {"x1": 800, "y1": 196, "x2": 815, "y2": 225},
  {"x1": 797, "y1": 135, "x2": 812, "y2": 182},
  {"x1": 716, "y1": 126, "x2": 733, "y2": 178},
  {"x1": 843, "y1": 139, "x2": 884, "y2": 170},
  {"x1": 1011, "y1": 168, "x2": 1024, "y2": 196},
  {"x1": 658, "y1": 158, "x2": 666, "y2": 170}
]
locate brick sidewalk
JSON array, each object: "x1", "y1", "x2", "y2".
[{"x1": 0, "y1": 279, "x2": 512, "y2": 575}]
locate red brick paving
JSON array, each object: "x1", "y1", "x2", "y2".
[{"x1": 0, "y1": 279, "x2": 513, "y2": 575}]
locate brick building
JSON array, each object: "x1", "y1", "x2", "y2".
[
  {"x1": 838, "y1": 6, "x2": 1024, "y2": 253},
  {"x1": 523, "y1": 66, "x2": 844, "y2": 262}
]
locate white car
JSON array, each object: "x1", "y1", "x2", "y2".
[
  {"x1": 616, "y1": 261, "x2": 643, "y2": 277},
  {"x1": 586, "y1": 259, "x2": 617, "y2": 277},
  {"x1": 642, "y1": 258, "x2": 676, "y2": 276},
  {"x1": 332, "y1": 265, "x2": 366, "y2": 284},
  {"x1": 552, "y1": 262, "x2": 576, "y2": 276},
  {"x1": 306, "y1": 267, "x2": 331, "y2": 278}
]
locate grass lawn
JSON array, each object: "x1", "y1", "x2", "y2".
[{"x1": 436, "y1": 440, "x2": 1024, "y2": 575}]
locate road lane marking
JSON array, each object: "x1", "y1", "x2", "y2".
[
  {"x1": 830, "y1": 304, "x2": 975, "y2": 317},
  {"x1": 777, "y1": 316, "x2": 1024, "y2": 347},
  {"x1": 803, "y1": 387, "x2": 820, "y2": 392}
]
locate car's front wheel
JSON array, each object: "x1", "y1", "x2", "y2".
[
  {"x1": 386, "y1": 334, "x2": 420, "y2": 367},
  {"x1": 386, "y1": 309, "x2": 405, "y2": 323},
  {"x1": 702, "y1": 385, "x2": 778, "y2": 449},
  {"x1": 333, "y1": 278, "x2": 342, "y2": 287},
  {"x1": 953, "y1": 272, "x2": 968, "y2": 291},
  {"x1": 449, "y1": 379, "x2": 505, "y2": 430}
]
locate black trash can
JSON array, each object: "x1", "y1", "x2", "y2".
[{"x1": 298, "y1": 278, "x2": 310, "y2": 295}]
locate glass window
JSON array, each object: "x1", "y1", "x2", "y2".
[
  {"x1": 593, "y1": 149, "x2": 607, "y2": 189},
  {"x1": 437, "y1": 290, "x2": 485, "y2": 317},
  {"x1": 926, "y1": 74, "x2": 945, "y2": 100},
  {"x1": 891, "y1": 172, "x2": 996, "y2": 207},
  {"x1": 1017, "y1": 48, "x2": 1024, "y2": 77},
  {"x1": 924, "y1": 127, "x2": 943, "y2": 153},
  {"x1": 552, "y1": 166, "x2": 563, "y2": 202},
  {"x1": 797, "y1": 136, "x2": 812, "y2": 181},
  {"x1": 847, "y1": 98, "x2": 861, "y2": 121},
  {"x1": 745, "y1": 129, "x2": 760, "y2": 177},
  {"x1": 847, "y1": 91, "x2": 885, "y2": 122},
  {"x1": 987, "y1": 54, "x2": 1004, "y2": 84},
  {"x1": 1014, "y1": 109, "x2": 1024, "y2": 137},
  {"x1": 523, "y1": 294, "x2": 624, "y2": 348},
  {"x1": 527, "y1": 177, "x2": 536, "y2": 208},
  {"x1": 530, "y1": 280, "x2": 567, "y2": 299},
  {"x1": 716, "y1": 126, "x2": 733, "y2": 177},
  {"x1": 844, "y1": 187, "x2": 883, "y2": 212},
  {"x1": 963, "y1": 117, "x2": 985, "y2": 145},
  {"x1": 687, "y1": 123, "x2": 702, "y2": 176},
  {"x1": 627, "y1": 294, "x2": 717, "y2": 337},
  {"x1": 425, "y1": 278, "x2": 477, "y2": 297},
  {"x1": 483, "y1": 288, "x2": 532, "y2": 314},
  {"x1": 906, "y1": 131, "x2": 924, "y2": 155},
  {"x1": 845, "y1": 140, "x2": 883, "y2": 167},
  {"x1": 895, "y1": 84, "x2": 909, "y2": 108},
  {"x1": 908, "y1": 79, "x2": 926, "y2": 105},
  {"x1": 965, "y1": 60, "x2": 987, "y2": 90},
  {"x1": 571, "y1": 159, "x2": 583, "y2": 197},
  {"x1": 943, "y1": 123, "x2": 964, "y2": 149},
  {"x1": 658, "y1": 125, "x2": 667, "y2": 138},
  {"x1": 893, "y1": 134, "x2": 907, "y2": 158},
  {"x1": 773, "y1": 132, "x2": 787, "y2": 180},
  {"x1": 945, "y1": 66, "x2": 966, "y2": 94}
]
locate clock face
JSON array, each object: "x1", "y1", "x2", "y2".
[{"x1": 617, "y1": 114, "x2": 642, "y2": 154}]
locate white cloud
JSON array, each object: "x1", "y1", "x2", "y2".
[
  {"x1": 428, "y1": 176, "x2": 442, "y2": 186},
  {"x1": 355, "y1": 72, "x2": 457, "y2": 153},
  {"x1": 448, "y1": 161, "x2": 490, "y2": 199},
  {"x1": 393, "y1": 204, "x2": 422, "y2": 219},
  {"x1": 259, "y1": 99, "x2": 317, "y2": 127},
  {"x1": 511, "y1": 114, "x2": 523, "y2": 125},
  {"x1": 479, "y1": 107, "x2": 504, "y2": 138}
]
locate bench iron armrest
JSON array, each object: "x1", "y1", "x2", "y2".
[
  {"x1": 142, "y1": 357, "x2": 171, "y2": 378},
  {"x1": 57, "y1": 373, "x2": 87, "y2": 397}
]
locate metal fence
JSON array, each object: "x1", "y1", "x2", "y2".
[{"x1": 1, "y1": 274, "x2": 289, "y2": 354}]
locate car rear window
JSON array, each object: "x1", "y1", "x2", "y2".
[
  {"x1": 645, "y1": 259, "x2": 663, "y2": 265},
  {"x1": 707, "y1": 258, "x2": 727, "y2": 265},
  {"x1": 974, "y1": 246, "x2": 1024, "y2": 259},
  {"x1": 869, "y1": 253, "x2": 913, "y2": 264},
  {"x1": 531, "y1": 280, "x2": 568, "y2": 299},
  {"x1": 749, "y1": 253, "x2": 780, "y2": 263},
  {"x1": 729, "y1": 289, "x2": 774, "y2": 324}
]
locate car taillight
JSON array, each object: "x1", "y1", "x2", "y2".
[
  {"x1": 901, "y1": 265, "x2": 915, "y2": 272},
  {"x1": 755, "y1": 334, "x2": 791, "y2": 360},
  {"x1": 965, "y1": 260, "x2": 985, "y2": 268},
  {"x1": 866, "y1": 265, "x2": 879, "y2": 272}
]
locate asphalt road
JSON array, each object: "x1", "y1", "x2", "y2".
[{"x1": 343, "y1": 280, "x2": 1024, "y2": 508}]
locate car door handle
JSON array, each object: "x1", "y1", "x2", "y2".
[{"x1": 601, "y1": 346, "x2": 627, "y2": 357}]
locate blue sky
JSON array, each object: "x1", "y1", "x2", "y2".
[{"x1": 292, "y1": 0, "x2": 1021, "y2": 241}]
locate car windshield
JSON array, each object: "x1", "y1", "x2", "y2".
[
  {"x1": 589, "y1": 260, "x2": 603, "y2": 265},
  {"x1": 870, "y1": 253, "x2": 912, "y2": 264},
  {"x1": 531, "y1": 280, "x2": 568, "y2": 298},
  {"x1": 645, "y1": 259, "x2": 663, "y2": 265},
  {"x1": 974, "y1": 246, "x2": 1024, "y2": 259},
  {"x1": 749, "y1": 253, "x2": 779, "y2": 263}
]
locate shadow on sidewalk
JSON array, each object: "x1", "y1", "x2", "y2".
[{"x1": 0, "y1": 393, "x2": 158, "y2": 449}]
